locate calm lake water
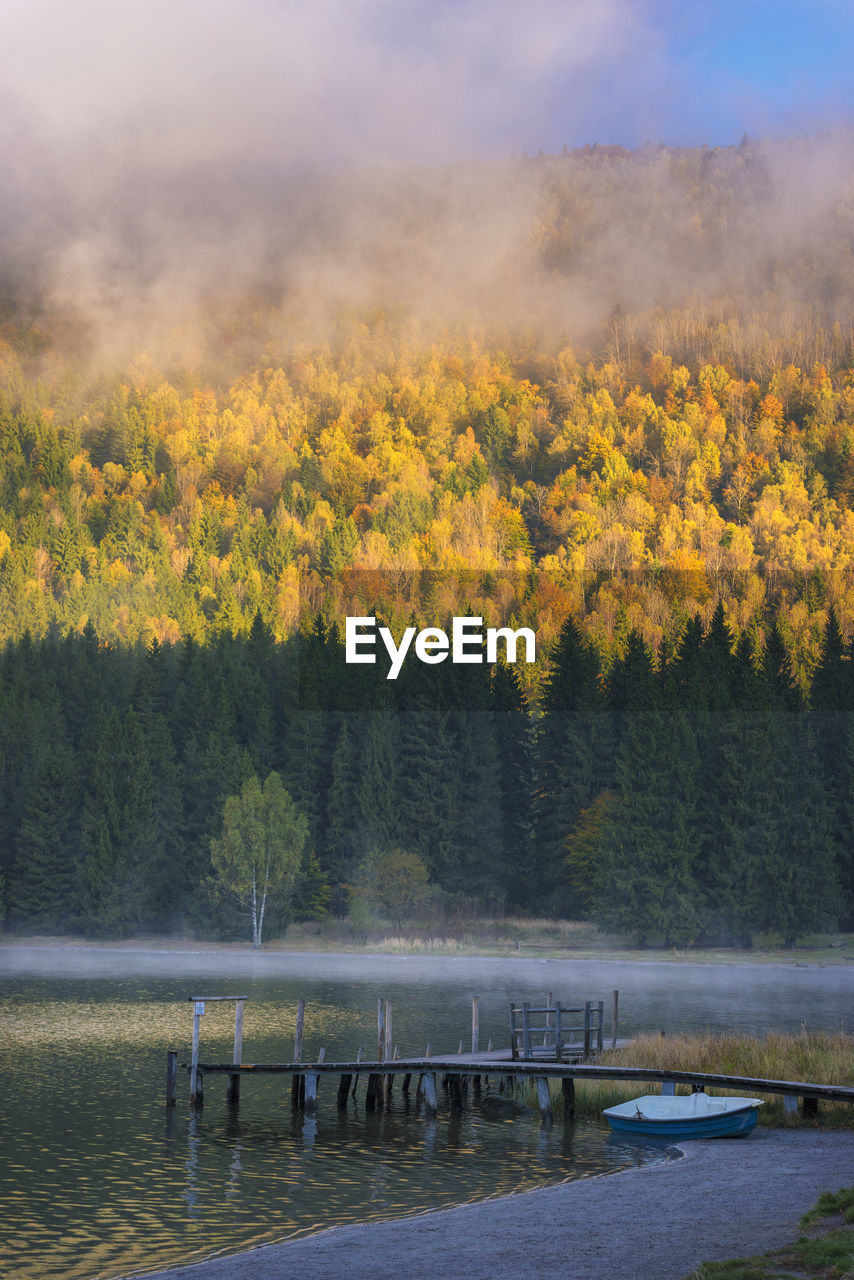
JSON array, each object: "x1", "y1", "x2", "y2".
[{"x1": 1, "y1": 946, "x2": 851, "y2": 1280}]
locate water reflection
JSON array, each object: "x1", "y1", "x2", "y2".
[{"x1": 1, "y1": 947, "x2": 851, "y2": 1280}]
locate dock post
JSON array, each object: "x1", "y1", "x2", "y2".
[
  {"x1": 471, "y1": 995, "x2": 481, "y2": 1096},
  {"x1": 522, "y1": 1002, "x2": 533, "y2": 1060},
  {"x1": 190, "y1": 1000, "x2": 204, "y2": 1106},
  {"x1": 337, "y1": 1074, "x2": 352, "y2": 1108},
  {"x1": 544, "y1": 992, "x2": 553, "y2": 1047},
  {"x1": 350, "y1": 1048, "x2": 362, "y2": 1099},
  {"x1": 227, "y1": 998, "x2": 245, "y2": 1105},
  {"x1": 423, "y1": 1072, "x2": 438, "y2": 1117},
  {"x1": 291, "y1": 998, "x2": 305, "y2": 1109},
  {"x1": 377, "y1": 999, "x2": 385, "y2": 1065},
  {"x1": 611, "y1": 989, "x2": 619, "y2": 1050},
  {"x1": 448, "y1": 1073, "x2": 464, "y2": 1111},
  {"x1": 304, "y1": 1072, "x2": 318, "y2": 1113},
  {"x1": 166, "y1": 1049, "x2": 178, "y2": 1106},
  {"x1": 365, "y1": 1074, "x2": 381, "y2": 1110},
  {"x1": 536, "y1": 1077, "x2": 552, "y2": 1122},
  {"x1": 562, "y1": 1077, "x2": 575, "y2": 1119},
  {"x1": 416, "y1": 1043, "x2": 431, "y2": 1100},
  {"x1": 555, "y1": 1003, "x2": 564, "y2": 1061},
  {"x1": 383, "y1": 1000, "x2": 393, "y2": 1106},
  {"x1": 596, "y1": 1000, "x2": 604, "y2": 1053},
  {"x1": 583, "y1": 1002, "x2": 592, "y2": 1059}
]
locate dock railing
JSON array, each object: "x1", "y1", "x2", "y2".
[{"x1": 509, "y1": 999, "x2": 604, "y2": 1061}]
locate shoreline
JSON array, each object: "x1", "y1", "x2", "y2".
[
  {"x1": 131, "y1": 1130, "x2": 854, "y2": 1280},
  {"x1": 2, "y1": 935, "x2": 853, "y2": 969}
]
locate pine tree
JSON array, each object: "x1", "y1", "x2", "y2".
[
  {"x1": 491, "y1": 663, "x2": 536, "y2": 904},
  {"x1": 595, "y1": 707, "x2": 703, "y2": 945},
  {"x1": 534, "y1": 615, "x2": 604, "y2": 902},
  {"x1": 9, "y1": 744, "x2": 79, "y2": 931},
  {"x1": 809, "y1": 608, "x2": 853, "y2": 924}
]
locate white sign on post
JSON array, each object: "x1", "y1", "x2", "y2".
[{"x1": 195, "y1": 1002, "x2": 205, "y2": 1016}]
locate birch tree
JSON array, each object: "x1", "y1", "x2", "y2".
[{"x1": 210, "y1": 772, "x2": 308, "y2": 947}]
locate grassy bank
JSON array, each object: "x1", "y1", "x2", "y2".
[
  {"x1": 685, "y1": 1187, "x2": 854, "y2": 1278},
  {"x1": 512, "y1": 1030, "x2": 854, "y2": 1128},
  {"x1": 283, "y1": 918, "x2": 854, "y2": 964},
  {"x1": 2, "y1": 919, "x2": 854, "y2": 965}
]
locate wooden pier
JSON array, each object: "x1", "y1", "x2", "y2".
[{"x1": 165, "y1": 993, "x2": 854, "y2": 1124}]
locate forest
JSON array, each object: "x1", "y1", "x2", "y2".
[{"x1": 2, "y1": 138, "x2": 854, "y2": 944}]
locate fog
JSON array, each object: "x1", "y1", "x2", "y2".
[
  {"x1": 1, "y1": 943, "x2": 850, "y2": 1036},
  {"x1": 1, "y1": 1, "x2": 854, "y2": 368}
]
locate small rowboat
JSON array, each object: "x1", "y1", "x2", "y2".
[{"x1": 603, "y1": 1092, "x2": 762, "y2": 1139}]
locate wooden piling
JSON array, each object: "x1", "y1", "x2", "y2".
[
  {"x1": 190, "y1": 1000, "x2": 204, "y2": 1106},
  {"x1": 382, "y1": 1001, "x2": 393, "y2": 1106},
  {"x1": 166, "y1": 1049, "x2": 178, "y2": 1105},
  {"x1": 305, "y1": 1072, "x2": 318, "y2": 1113},
  {"x1": 416, "y1": 1042, "x2": 431, "y2": 1100},
  {"x1": 384, "y1": 1002, "x2": 393, "y2": 1061},
  {"x1": 611, "y1": 989, "x2": 620, "y2": 1050},
  {"x1": 350, "y1": 1047, "x2": 363, "y2": 1099},
  {"x1": 562, "y1": 1077, "x2": 576, "y2": 1118},
  {"x1": 422, "y1": 1072, "x2": 438, "y2": 1116},
  {"x1": 365, "y1": 1074, "x2": 382, "y2": 1110},
  {"x1": 471, "y1": 995, "x2": 481, "y2": 1093},
  {"x1": 227, "y1": 998, "x2": 245, "y2": 1105},
  {"x1": 291, "y1": 998, "x2": 305, "y2": 1109},
  {"x1": 337, "y1": 1074, "x2": 352, "y2": 1107},
  {"x1": 536, "y1": 1077, "x2": 552, "y2": 1121},
  {"x1": 554, "y1": 1002, "x2": 564, "y2": 1061}
]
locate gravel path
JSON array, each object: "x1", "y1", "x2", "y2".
[{"x1": 135, "y1": 1130, "x2": 854, "y2": 1280}]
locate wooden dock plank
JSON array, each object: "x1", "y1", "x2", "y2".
[{"x1": 183, "y1": 1058, "x2": 854, "y2": 1103}]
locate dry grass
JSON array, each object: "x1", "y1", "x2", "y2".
[{"x1": 514, "y1": 1030, "x2": 854, "y2": 1127}]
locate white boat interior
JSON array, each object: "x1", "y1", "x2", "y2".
[{"x1": 605, "y1": 1093, "x2": 763, "y2": 1121}]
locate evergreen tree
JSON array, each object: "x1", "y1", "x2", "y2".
[
  {"x1": 491, "y1": 663, "x2": 536, "y2": 903},
  {"x1": 534, "y1": 615, "x2": 604, "y2": 902},
  {"x1": 595, "y1": 707, "x2": 703, "y2": 945},
  {"x1": 9, "y1": 744, "x2": 79, "y2": 931},
  {"x1": 809, "y1": 608, "x2": 853, "y2": 924}
]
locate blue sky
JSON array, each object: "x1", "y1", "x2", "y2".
[{"x1": 647, "y1": 0, "x2": 854, "y2": 145}]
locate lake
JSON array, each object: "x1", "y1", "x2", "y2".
[{"x1": 1, "y1": 946, "x2": 850, "y2": 1280}]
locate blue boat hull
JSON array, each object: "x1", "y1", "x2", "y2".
[{"x1": 605, "y1": 1104, "x2": 759, "y2": 1140}]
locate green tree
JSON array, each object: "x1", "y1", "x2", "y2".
[
  {"x1": 210, "y1": 772, "x2": 308, "y2": 947},
  {"x1": 356, "y1": 848, "x2": 430, "y2": 929}
]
